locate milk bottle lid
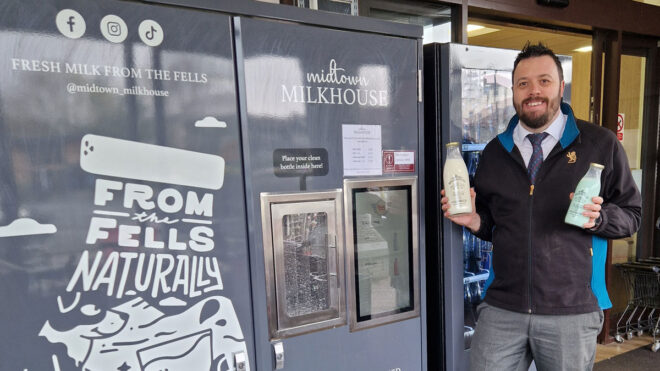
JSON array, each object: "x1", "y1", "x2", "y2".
[
  {"x1": 590, "y1": 163, "x2": 604, "y2": 169},
  {"x1": 446, "y1": 142, "x2": 460, "y2": 147}
]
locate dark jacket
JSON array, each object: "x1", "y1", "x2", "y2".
[{"x1": 474, "y1": 102, "x2": 641, "y2": 315}]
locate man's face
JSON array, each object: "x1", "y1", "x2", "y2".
[{"x1": 512, "y1": 55, "x2": 565, "y2": 130}]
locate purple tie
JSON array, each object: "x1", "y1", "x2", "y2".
[{"x1": 527, "y1": 132, "x2": 549, "y2": 184}]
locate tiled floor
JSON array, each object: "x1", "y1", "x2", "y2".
[{"x1": 595, "y1": 335, "x2": 655, "y2": 363}]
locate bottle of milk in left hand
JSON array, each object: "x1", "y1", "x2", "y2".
[{"x1": 565, "y1": 162, "x2": 604, "y2": 228}]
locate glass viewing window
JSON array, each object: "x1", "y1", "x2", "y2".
[
  {"x1": 344, "y1": 177, "x2": 419, "y2": 331},
  {"x1": 281, "y1": 211, "x2": 330, "y2": 317}
]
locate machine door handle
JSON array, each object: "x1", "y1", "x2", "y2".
[
  {"x1": 327, "y1": 232, "x2": 336, "y2": 248},
  {"x1": 273, "y1": 341, "x2": 284, "y2": 370},
  {"x1": 234, "y1": 351, "x2": 247, "y2": 371},
  {"x1": 327, "y1": 233, "x2": 339, "y2": 287}
]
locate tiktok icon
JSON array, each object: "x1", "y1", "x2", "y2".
[
  {"x1": 145, "y1": 26, "x2": 157, "y2": 40},
  {"x1": 56, "y1": 9, "x2": 86, "y2": 39},
  {"x1": 139, "y1": 19, "x2": 164, "y2": 47}
]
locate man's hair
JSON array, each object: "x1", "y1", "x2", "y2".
[{"x1": 513, "y1": 41, "x2": 564, "y2": 81}]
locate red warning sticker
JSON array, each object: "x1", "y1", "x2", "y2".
[{"x1": 383, "y1": 150, "x2": 415, "y2": 173}]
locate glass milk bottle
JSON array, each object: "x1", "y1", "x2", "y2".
[
  {"x1": 444, "y1": 142, "x2": 472, "y2": 215},
  {"x1": 565, "y1": 163, "x2": 604, "y2": 227}
]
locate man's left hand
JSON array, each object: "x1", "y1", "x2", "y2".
[
  {"x1": 582, "y1": 196, "x2": 603, "y2": 229},
  {"x1": 570, "y1": 193, "x2": 603, "y2": 229}
]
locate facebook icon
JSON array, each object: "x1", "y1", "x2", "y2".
[
  {"x1": 67, "y1": 16, "x2": 75, "y2": 32},
  {"x1": 56, "y1": 9, "x2": 85, "y2": 39}
]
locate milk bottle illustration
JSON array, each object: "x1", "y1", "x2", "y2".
[
  {"x1": 443, "y1": 142, "x2": 472, "y2": 215},
  {"x1": 565, "y1": 163, "x2": 604, "y2": 227}
]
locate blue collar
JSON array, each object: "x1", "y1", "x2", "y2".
[{"x1": 497, "y1": 101, "x2": 579, "y2": 152}]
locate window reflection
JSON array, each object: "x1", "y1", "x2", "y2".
[
  {"x1": 282, "y1": 212, "x2": 330, "y2": 317},
  {"x1": 353, "y1": 187, "x2": 412, "y2": 321}
]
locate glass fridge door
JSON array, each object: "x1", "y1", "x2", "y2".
[{"x1": 459, "y1": 67, "x2": 513, "y2": 340}]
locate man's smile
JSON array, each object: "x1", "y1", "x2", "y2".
[{"x1": 523, "y1": 98, "x2": 548, "y2": 112}]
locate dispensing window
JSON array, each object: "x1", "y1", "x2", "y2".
[
  {"x1": 344, "y1": 177, "x2": 419, "y2": 331},
  {"x1": 261, "y1": 190, "x2": 345, "y2": 339}
]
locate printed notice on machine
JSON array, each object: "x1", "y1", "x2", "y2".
[{"x1": 342, "y1": 124, "x2": 382, "y2": 176}]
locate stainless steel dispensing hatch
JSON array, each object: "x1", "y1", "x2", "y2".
[
  {"x1": 343, "y1": 176, "x2": 420, "y2": 332},
  {"x1": 260, "y1": 190, "x2": 346, "y2": 339}
]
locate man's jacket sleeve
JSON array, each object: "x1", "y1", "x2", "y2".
[
  {"x1": 590, "y1": 135, "x2": 642, "y2": 239},
  {"x1": 473, "y1": 177, "x2": 494, "y2": 242}
]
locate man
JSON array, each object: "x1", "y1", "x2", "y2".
[{"x1": 441, "y1": 42, "x2": 641, "y2": 371}]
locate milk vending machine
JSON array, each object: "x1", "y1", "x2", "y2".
[
  {"x1": 423, "y1": 43, "x2": 571, "y2": 371},
  {"x1": 237, "y1": 11, "x2": 426, "y2": 371},
  {"x1": 0, "y1": 0, "x2": 426, "y2": 370}
]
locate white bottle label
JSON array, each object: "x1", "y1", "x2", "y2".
[
  {"x1": 444, "y1": 158, "x2": 472, "y2": 215},
  {"x1": 448, "y1": 175, "x2": 469, "y2": 207}
]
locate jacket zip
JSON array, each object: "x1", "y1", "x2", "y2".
[
  {"x1": 511, "y1": 144, "x2": 546, "y2": 314},
  {"x1": 528, "y1": 184, "x2": 533, "y2": 314},
  {"x1": 525, "y1": 141, "x2": 566, "y2": 313}
]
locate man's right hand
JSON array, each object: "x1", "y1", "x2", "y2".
[{"x1": 441, "y1": 188, "x2": 481, "y2": 233}]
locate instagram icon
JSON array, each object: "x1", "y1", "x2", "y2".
[{"x1": 100, "y1": 15, "x2": 127, "y2": 43}]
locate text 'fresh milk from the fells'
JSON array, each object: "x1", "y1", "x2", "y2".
[
  {"x1": 444, "y1": 142, "x2": 472, "y2": 215},
  {"x1": 565, "y1": 163, "x2": 604, "y2": 228}
]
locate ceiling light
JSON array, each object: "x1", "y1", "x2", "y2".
[
  {"x1": 466, "y1": 24, "x2": 499, "y2": 37},
  {"x1": 467, "y1": 24, "x2": 484, "y2": 32},
  {"x1": 573, "y1": 45, "x2": 592, "y2": 52},
  {"x1": 634, "y1": 0, "x2": 660, "y2": 7}
]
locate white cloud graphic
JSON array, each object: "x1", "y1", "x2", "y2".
[
  {"x1": 159, "y1": 297, "x2": 187, "y2": 307},
  {"x1": 0, "y1": 218, "x2": 57, "y2": 238},
  {"x1": 194, "y1": 116, "x2": 227, "y2": 128}
]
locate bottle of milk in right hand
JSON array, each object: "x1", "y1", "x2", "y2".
[
  {"x1": 444, "y1": 142, "x2": 472, "y2": 215},
  {"x1": 565, "y1": 163, "x2": 604, "y2": 228}
]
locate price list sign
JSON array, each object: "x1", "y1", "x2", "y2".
[{"x1": 342, "y1": 124, "x2": 382, "y2": 176}]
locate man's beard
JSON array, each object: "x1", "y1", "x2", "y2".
[{"x1": 514, "y1": 90, "x2": 562, "y2": 129}]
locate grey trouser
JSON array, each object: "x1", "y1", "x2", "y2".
[{"x1": 469, "y1": 302, "x2": 604, "y2": 371}]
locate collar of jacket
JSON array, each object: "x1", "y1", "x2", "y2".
[{"x1": 497, "y1": 101, "x2": 580, "y2": 152}]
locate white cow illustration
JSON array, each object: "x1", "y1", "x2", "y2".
[{"x1": 40, "y1": 296, "x2": 249, "y2": 371}]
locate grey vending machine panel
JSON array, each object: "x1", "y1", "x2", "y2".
[
  {"x1": 235, "y1": 14, "x2": 425, "y2": 371},
  {"x1": 0, "y1": 0, "x2": 255, "y2": 370}
]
